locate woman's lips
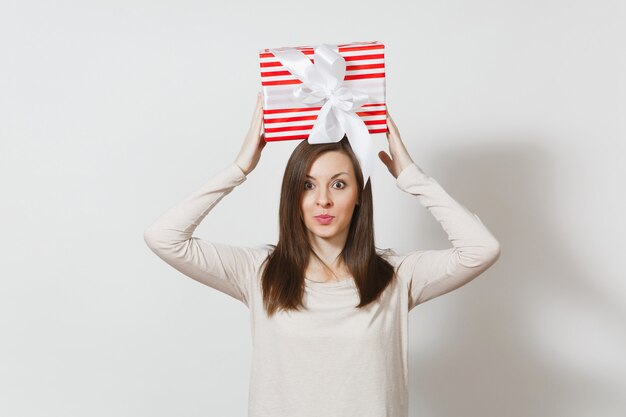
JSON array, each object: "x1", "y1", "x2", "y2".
[{"x1": 314, "y1": 215, "x2": 334, "y2": 225}]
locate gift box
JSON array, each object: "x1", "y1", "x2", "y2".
[{"x1": 258, "y1": 41, "x2": 387, "y2": 142}]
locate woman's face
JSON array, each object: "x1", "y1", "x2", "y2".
[{"x1": 300, "y1": 151, "x2": 360, "y2": 243}]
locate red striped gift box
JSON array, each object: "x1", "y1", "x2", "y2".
[{"x1": 259, "y1": 41, "x2": 387, "y2": 142}]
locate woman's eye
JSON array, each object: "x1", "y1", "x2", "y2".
[{"x1": 303, "y1": 180, "x2": 346, "y2": 190}]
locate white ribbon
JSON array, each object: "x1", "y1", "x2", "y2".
[{"x1": 269, "y1": 43, "x2": 375, "y2": 189}]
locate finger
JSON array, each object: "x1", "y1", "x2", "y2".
[
  {"x1": 385, "y1": 118, "x2": 394, "y2": 140},
  {"x1": 378, "y1": 150, "x2": 392, "y2": 168},
  {"x1": 250, "y1": 114, "x2": 262, "y2": 133},
  {"x1": 386, "y1": 114, "x2": 394, "y2": 132},
  {"x1": 387, "y1": 113, "x2": 398, "y2": 133},
  {"x1": 251, "y1": 100, "x2": 260, "y2": 122},
  {"x1": 386, "y1": 117, "x2": 400, "y2": 144},
  {"x1": 387, "y1": 111, "x2": 397, "y2": 127},
  {"x1": 250, "y1": 99, "x2": 264, "y2": 131}
]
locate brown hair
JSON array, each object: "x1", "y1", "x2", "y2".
[{"x1": 259, "y1": 135, "x2": 396, "y2": 317}]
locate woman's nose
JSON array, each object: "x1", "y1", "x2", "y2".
[{"x1": 317, "y1": 192, "x2": 332, "y2": 207}]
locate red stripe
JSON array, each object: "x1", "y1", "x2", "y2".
[
  {"x1": 363, "y1": 119, "x2": 387, "y2": 126},
  {"x1": 261, "y1": 70, "x2": 294, "y2": 77},
  {"x1": 344, "y1": 53, "x2": 384, "y2": 61},
  {"x1": 261, "y1": 72, "x2": 384, "y2": 86},
  {"x1": 339, "y1": 44, "x2": 384, "y2": 52},
  {"x1": 346, "y1": 63, "x2": 385, "y2": 71},
  {"x1": 264, "y1": 106, "x2": 322, "y2": 114},
  {"x1": 259, "y1": 49, "x2": 315, "y2": 59},
  {"x1": 356, "y1": 110, "x2": 387, "y2": 117},
  {"x1": 260, "y1": 53, "x2": 384, "y2": 68},
  {"x1": 264, "y1": 115, "x2": 319, "y2": 124},
  {"x1": 265, "y1": 128, "x2": 387, "y2": 142},
  {"x1": 265, "y1": 134, "x2": 311, "y2": 141},
  {"x1": 263, "y1": 103, "x2": 385, "y2": 114},
  {"x1": 260, "y1": 61, "x2": 292, "y2": 68},
  {"x1": 265, "y1": 111, "x2": 386, "y2": 122},
  {"x1": 265, "y1": 119, "x2": 386, "y2": 133},
  {"x1": 261, "y1": 79, "x2": 302, "y2": 86},
  {"x1": 265, "y1": 124, "x2": 314, "y2": 133},
  {"x1": 344, "y1": 73, "x2": 385, "y2": 81},
  {"x1": 261, "y1": 63, "x2": 385, "y2": 78},
  {"x1": 259, "y1": 43, "x2": 383, "y2": 59}
]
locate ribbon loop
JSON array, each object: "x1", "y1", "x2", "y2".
[{"x1": 269, "y1": 43, "x2": 375, "y2": 189}]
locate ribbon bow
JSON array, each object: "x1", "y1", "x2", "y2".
[{"x1": 269, "y1": 44, "x2": 375, "y2": 189}]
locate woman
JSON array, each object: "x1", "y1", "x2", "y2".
[{"x1": 143, "y1": 92, "x2": 501, "y2": 417}]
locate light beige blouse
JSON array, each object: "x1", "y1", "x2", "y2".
[{"x1": 143, "y1": 161, "x2": 501, "y2": 417}]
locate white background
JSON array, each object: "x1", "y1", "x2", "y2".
[{"x1": 1, "y1": 1, "x2": 624, "y2": 416}]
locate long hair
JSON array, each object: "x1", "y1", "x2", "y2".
[{"x1": 259, "y1": 135, "x2": 396, "y2": 317}]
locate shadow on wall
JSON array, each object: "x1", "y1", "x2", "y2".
[{"x1": 406, "y1": 135, "x2": 626, "y2": 417}]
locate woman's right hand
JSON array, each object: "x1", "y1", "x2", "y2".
[
  {"x1": 378, "y1": 111, "x2": 415, "y2": 179},
  {"x1": 234, "y1": 92, "x2": 266, "y2": 176}
]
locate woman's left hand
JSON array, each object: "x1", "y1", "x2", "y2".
[{"x1": 378, "y1": 111, "x2": 415, "y2": 179}]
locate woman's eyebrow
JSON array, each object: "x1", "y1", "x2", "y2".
[{"x1": 305, "y1": 172, "x2": 349, "y2": 180}]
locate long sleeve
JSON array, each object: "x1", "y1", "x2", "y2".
[
  {"x1": 143, "y1": 162, "x2": 268, "y2": 308},
  {"x1": 393, "y1": 163, "x2": 501, "y2": 311}
]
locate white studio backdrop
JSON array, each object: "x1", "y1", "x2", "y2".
[{"x1": 1, "y1": 1, "x2": 624, "y2": 416}]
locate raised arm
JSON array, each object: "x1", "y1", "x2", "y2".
[
  {"x1": 143, "y1": 162, "x2": 269, "y2": 306},
  {"x1": 394, "y1": 162, "x2": 501, "y2": 310},
  {"x1": 379, "y1": 112, "x2": 500, "y2": 311},
  {"x1": 143, "y1": 92, "x2": 269, "y2": 307}
]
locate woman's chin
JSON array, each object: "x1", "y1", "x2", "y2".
[{"x1": 307, "y1": 227, "x2": 336, "y2": 239}]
